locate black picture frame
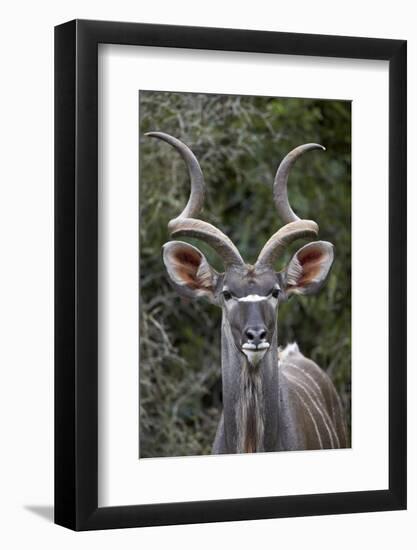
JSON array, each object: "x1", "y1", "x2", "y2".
[{"x1": 55, "y1": 19, "x2": 407, "y2": 531}]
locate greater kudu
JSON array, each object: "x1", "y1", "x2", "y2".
[{"x1": 146, "y1": 131, "x2": 347, "y2": 453}]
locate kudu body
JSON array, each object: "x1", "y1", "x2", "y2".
[{"x1": 147, "y1": 132, "x2": 347, "y2": 453}]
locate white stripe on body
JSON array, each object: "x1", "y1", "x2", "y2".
[
  {"x1": 284, "y1": 361, "x2": 341, "y2": 447},
  {"x1": 280, "y1": 345, "x2": 341, "y2": 429},
  {"x1": 286, "y1": 363, "x2": 340, "y2": 448},
  {"x1": 289, "y1": 384, "x2": 323, "y2": 450},
  {"x1": 283, "y1": 368, "x2": 337, "y2": 449},
  {"x1": 284, "y1": 371, "x2": 337, "y2": 448},
  {"x1": 285, "y1": 362, "x2": 325, "y2": 402}
]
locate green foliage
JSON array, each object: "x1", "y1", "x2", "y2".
[{"x1": 139, "y1": 91, "x2": 351, "y2": 457}]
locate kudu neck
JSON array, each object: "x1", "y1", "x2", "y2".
[{"x1": 220, "y1": 318, "x2": 280, "y2": 453}]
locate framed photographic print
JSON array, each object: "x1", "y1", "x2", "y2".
[{"x1": 55, "y1": 19, "x2": 406, "y2": 530}]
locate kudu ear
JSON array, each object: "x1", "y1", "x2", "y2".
[
  {"x1": 162, "y1": 241, "x2": 219, "y2": 301},
  {"x1": 281, "y1": 241, "x2": 334, "y2": 296}
]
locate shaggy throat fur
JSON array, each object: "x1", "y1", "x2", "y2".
[{"x1": 235, "y1": 363, "x2": 265, "y2": 453}]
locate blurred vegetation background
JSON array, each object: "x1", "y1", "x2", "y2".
[{"x1": 139, "y1": 91, "x2": 351, "y2": 458}]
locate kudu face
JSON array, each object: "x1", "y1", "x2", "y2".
[
  {"x1": 147, "y1": 132, "x2": 334, "y2": 370},
  {"x1": 220, "y1": 264, "x2": 280, "y2": 366}
]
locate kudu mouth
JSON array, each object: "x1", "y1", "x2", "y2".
[
  {"x1": 241, "y1": 341, "x2": 271, "y2": 366},
  {"x1": 242, "y1": 342, "x2": 270, "y2": 351}
]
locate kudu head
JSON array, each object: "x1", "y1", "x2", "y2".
[{"x1": 146, "y1": 132, "x2": 334, "y2": 367}]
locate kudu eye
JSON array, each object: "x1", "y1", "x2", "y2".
[
  {"x1": 271, "y1": 288, "x2": 280, "y2": 298},
  {"x1": 222, "y1": 290, "x2": 233, "y2": 301}
]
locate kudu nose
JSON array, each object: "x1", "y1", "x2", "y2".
[{"x1": 245, "y1": 326, "x2": 268, "y2": 346}]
